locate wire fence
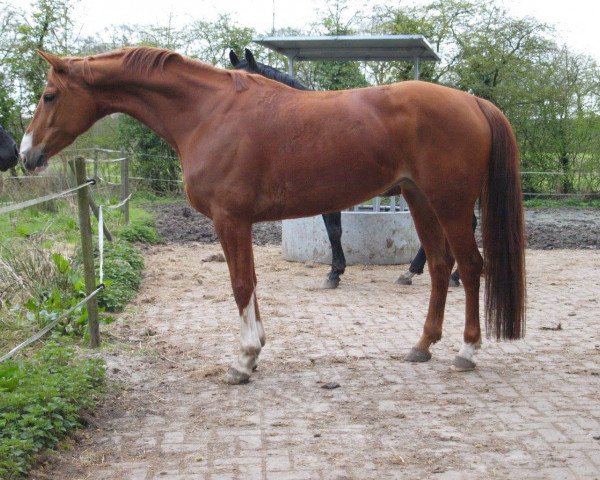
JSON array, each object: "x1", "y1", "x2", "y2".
[{"x1": 0, "y1": 155, "x2": 133, "y2": 362}]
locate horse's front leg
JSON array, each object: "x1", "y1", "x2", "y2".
[
  {"x1": 322, "y1": 212, "x2": 346, "y2": 289},
  {"x1": 214, "y1": 217, "x2": 264, "y2": 385}
]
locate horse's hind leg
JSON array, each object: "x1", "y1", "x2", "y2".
[
  {"x1": 322, "y1": 212, "x2": 346, "y2": 289},
  {"x1": 401, "y1": 183, "x2": 454, "y2": 362},
  {"x1": 447, "y1": 214, "x2": 478, "y2": 288},
  {"x1": 214, "y1": 217, "x2": 264, "y2": 385},
  {"x1": 439, "y1": 211, "x2": 484, "y2": 371},
  {"x1": 396, "y1": 246, "x2": 427, "y2": 285}
]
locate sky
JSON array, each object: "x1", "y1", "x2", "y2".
[{"x1": 8, "y1": 0, "x2": 600, "y2": 62}]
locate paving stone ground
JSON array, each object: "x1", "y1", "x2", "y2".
[{"x1": 34, "y1": 246, "x2": 600, "y2": 480}]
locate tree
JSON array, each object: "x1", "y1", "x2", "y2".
[
  {"x1": 309, "y1": 0, "x2": 368, "y2": 91},
  {"x1": 0, "y1": 0, "x2": 81, "y2": 136},
  {"x1": 366, "y1": 4, "x2": 438, "y2": 83},
  {"x1": 513, "y1": 47, "x2": 600, "y2": 193}
]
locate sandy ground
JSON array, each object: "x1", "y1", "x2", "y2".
[{"x1": 31, "y1": 244, "x2": 600, "y2": 480}]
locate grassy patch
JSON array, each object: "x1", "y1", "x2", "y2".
[
  {"x1": 116, "y1": 208, "x2": 160, "y2": 244},
  {"x1": 523, "y1": 198, "x2": 600, "y2": 208},
  {"x1": 0, "y1": 341, "x2": 105, "y2": 479}
]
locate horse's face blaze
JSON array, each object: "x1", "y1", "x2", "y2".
[{"x1": 21, "y1": 69, "x2": 98, "y2": 172}]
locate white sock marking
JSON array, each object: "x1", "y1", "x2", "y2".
[
  {"x1": 458, "y1": 342, "x2": 479, "y2": 361},
  {"x1": 233, "y1": 290, "x2": 262, "y2": 375}
]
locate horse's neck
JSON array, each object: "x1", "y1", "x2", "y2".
[{"x1": 90, "y1": 60, "x2": 227, "y2": 151}]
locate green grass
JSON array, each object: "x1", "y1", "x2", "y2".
[
  {"x1": 523, "y1": 198, "x2": 600, "y2": 208},
  {"x1": 0, "y1": 203, "x2": 81, "y2": 246},
  {"x1": 0, "y1": 340, "x2": 105, "y2": 479}
]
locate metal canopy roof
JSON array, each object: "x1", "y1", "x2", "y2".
[{"x1": 253, "y1": 35, "x2": 440, "y2": 62}]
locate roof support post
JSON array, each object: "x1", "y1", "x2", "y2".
[
  {"x1": 413, "y1": 56, "x2": 420, "y2": 80},
  {"x1": 287, "y1": 55, "x2": 295, "y2": 78}
]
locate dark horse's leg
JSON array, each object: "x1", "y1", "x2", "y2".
[
  {"x1": 322, "y1": 212, "x2": 346, "y2": 289},
  {"x1": 398, "y1": 213, "x2": 478, "y2": 286},
  {"x1": 397, "y1": 246, "x2": 427, "y2": 285}
]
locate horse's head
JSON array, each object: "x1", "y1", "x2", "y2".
[
  {"x1": 0, "y1": 125, "x2": 19, "y2": 172},
  {"x1": 229, "y1": 48, "x2": 310, "y2": 91},
  {"x1": 229, "y1": 48, "x2": 260, "y2": 73},
  {"x1": 21, "y1": 51, "x2": 99, "y2": 172}
]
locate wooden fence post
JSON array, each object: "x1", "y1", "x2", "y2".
[
  {"x1": 74, "y1": 156, "x2": 101, "y2": 348},
  {"x1": 120, "y1": 149, "x2": 130, "y2": 225},
  {"x1": 68, "y1": 161, "x2": 113, "y2": 242}
]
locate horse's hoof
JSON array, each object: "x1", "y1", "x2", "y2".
[
  {"x1": 449, "y1": 277, "x2": 460, "y2": 288},
  {"x1": 405, "y1": 347, "x2": 432, "y2": 363},
  {"x1": 322, "y1": 277, "x2": 340, "y2": 289},
  {"x1": 451, "y1": 355, "x2": 476, "y2": 371},
  {"x1": 223, "y1": 367, "x2": 250, "y2": 385},
  {"x1": 396, "y1": 272, "x2": 414, "y2": 285}
]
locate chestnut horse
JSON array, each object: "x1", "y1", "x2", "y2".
[
  {"x1": 0, "y1": 124, "x2": 19, "y2": 172},
  {"x1": 21, "y1": 48, "x2": 525, "y2": 384}
]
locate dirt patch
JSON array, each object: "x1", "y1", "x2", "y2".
[
  {"x1": 524, "y1": 208, "x2": 599, "y2": 249},
  {"x1": 153, "y1": 204, "x2": 281, "y2": 245},
  {"x1": 153, "y1": 202, "x2": 599, "y2": 249}
]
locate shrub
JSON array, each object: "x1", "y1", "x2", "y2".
[
  {"x1": 117, "y1": 216, "x2": 160, "y2": 244},
  {"x1": 0, "y1": 341, "x2": 105, "y2": 478},
  {"x1": 97, "y1": 240, "x2": 144, "y2": 312}
]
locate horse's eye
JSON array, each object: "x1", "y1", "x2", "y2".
[{"x1": 43, "y1": 93, "x2": 56, "y2": 103}]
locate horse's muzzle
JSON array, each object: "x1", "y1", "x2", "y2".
[{"x1": 21, "y1": 148, "x2": 48, "y2": 173}]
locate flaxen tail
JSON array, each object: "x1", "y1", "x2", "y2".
[{"x1": 476, "y1": 97, "x2": 526, "y2": 340}]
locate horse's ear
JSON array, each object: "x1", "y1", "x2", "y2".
[
  {"x1": 244, "y1": 48, "x2": 258, "y2": 70},
  {"x1": 229, "y1": 50, "x2": 240, "y2": 67},
  {"x1": 37, "y1": 50, "x2": 67, "y2": 74}
]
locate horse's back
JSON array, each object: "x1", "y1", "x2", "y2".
[{"x1": 205, "y1": 79, "x2": 493, "y2": 220}]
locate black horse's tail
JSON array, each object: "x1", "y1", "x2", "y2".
[{"x1": 476, "y1": 97, "x2": 526, "y2": 340}]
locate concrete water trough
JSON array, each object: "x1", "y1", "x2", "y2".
[{"x1": 282, "y1": 196, "x2": 421, "y2": 265}]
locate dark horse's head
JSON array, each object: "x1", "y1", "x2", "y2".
[
  {"x1": 229, "y1": 48, "x2": 310, "y2": 91},
  {"x1": 0, "y1": 124, "x2": 19, "y2": 172}
]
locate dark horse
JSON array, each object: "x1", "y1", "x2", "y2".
[
  {"x1": 230, "y1": 49, "x2": 466, "y2": 288},
  {"x1": 22, "y1": 48, "x2": 525, "y2": 384},
  {"x1": 0, "y1": 124, "x2": 19, "y2": 172}
]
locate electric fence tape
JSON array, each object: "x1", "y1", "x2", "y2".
[
  {"x1": 0, "y1": 180, "x2": 94, "y2": 215},
  {"x1": 98, "y1": 192, "x2": 133, "y2": 283}
]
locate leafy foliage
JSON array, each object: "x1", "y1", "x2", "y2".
[
  {"x1": 97, "y1": 240, "x2": 144, "y2": 312},
  {"x1": 117, "y1": 115, "x2": 180, "y2": 194},
  {"x1": 117, "y1": 216, "x2": 160, "y2": 245},
  {"x1": 0, "y1": 341, "x2": 105, "y2": 479}
]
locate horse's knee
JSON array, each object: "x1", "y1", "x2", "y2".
[
  {"x1": 427, "y1": 258, "x2": 452, "y2": 282},
  {"x1": 458, "y1": 252, "x2": 483, "y2": 286}
]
